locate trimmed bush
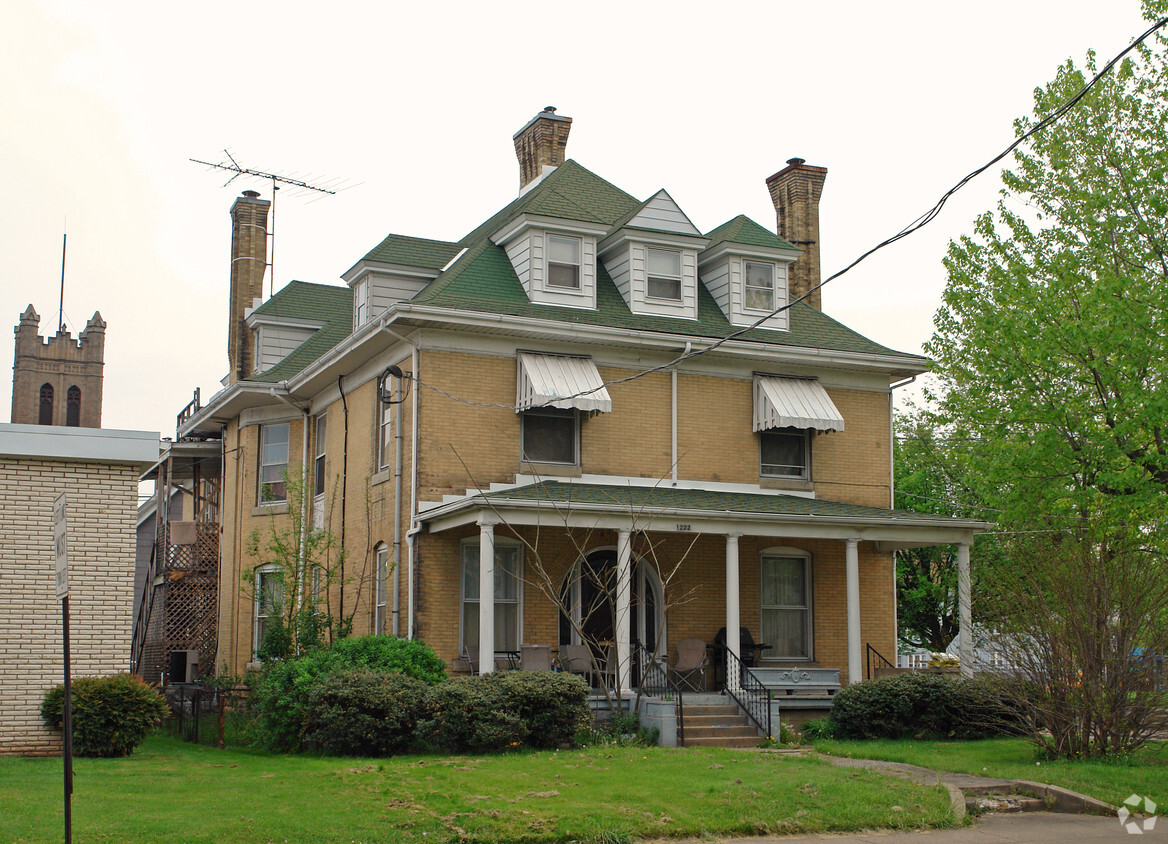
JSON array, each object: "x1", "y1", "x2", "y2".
[
  {"x1": 303, "y1": 668, "x2": 429, "y2": 756},
  {"x1": 418, "y1": 670, "x2": 589, "y2": 753},
  {"x1": 41, "y1": 674, "x2": 169, "y2": 758},
  {"x1": 830, "y1": 672, "x2": 1013, "y2": 740},
  {"x1": 253, "y1": 636, "x2": 446, "y2": 751}
]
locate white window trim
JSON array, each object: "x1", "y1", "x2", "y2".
[
  {"x1": 254, "y1": 564, "x2": 283, "y2": 656},
  {"x1": 744, "y1": 260, "x2": 776, "y2": 313},
  {"x1": 520, "y1": 407, "x2": 580, "y2": 466},
  {"x1": 459, "y1": 538, "x2": 524, "y2": 655},
  {"x1": 646, "y1": 247, "x2": 683, "y2": 302},
  {"x1": 375, "y1": 544, "x2": 389, "y2": 635},
  {"x1": 313, "y1": 413, "x2": 327, "y2": 499},
  {"x1": 759, "y1": 428, "x2": 811, "y2": 480},
  {"x1": 377, "y1": 395, "x2": 392, "y2": 472},
  {"x1": 258, "y1": 422, "x2": 290, "y2": 505},
  {"x1": 546, "y1": 233, "x2": 583, "y2": 291},
  {"x1": 354, "y1": 279, "x2": 369, "y2": 327},
  {"x1": 759, "y1": 547, "x2": 813, "y2": 662}
]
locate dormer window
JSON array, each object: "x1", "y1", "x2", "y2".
[
  {"x1": 745, "y1": 262, "x2": 775, "y2": 312},
  {"x1": 647, "y1": 248, "x2": 682, "y2": 301},
  {"x1": 353, "y1": 279, "x2": 369, "y2": 327},
  {"x1": 547, "y1": 235, "x2": 581, "y2": 290}
]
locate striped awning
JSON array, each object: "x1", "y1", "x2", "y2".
[
  {"x1": 753, "y1": 375, "x2": 845, "y2": 432},
  {"x1": 516, "y1": 353, "x2": 612, "y2": 413}
]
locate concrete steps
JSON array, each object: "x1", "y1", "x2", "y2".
[{"x1": 682, "y1": 702, "x2": 763, "y2": 748}]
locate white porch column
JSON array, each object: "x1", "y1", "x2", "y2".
[
  {"x1": 478, "y1": 517, "x2": 497, "y2": 674},
  {"x1": 725, "y1": 533, "x2": 741, "y2": 692},
  {"x1": 615, "y1": 529, "x2": 632, "y2": 697},
  {"x1": 957, "y1": 542, "x2": 972, "y2": 678},
  {"x1": 845, "y1": 538, "x2": 862, "y2": 685}
]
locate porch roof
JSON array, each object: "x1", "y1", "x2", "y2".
[{"x1": 419, "y1": 480, "x2": 989, "y2": 549}]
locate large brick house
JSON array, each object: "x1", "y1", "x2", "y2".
[{"x1": 176, "y1": 109, "x2": 981, "y2": 713}]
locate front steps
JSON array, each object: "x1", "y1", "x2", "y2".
[{"x1": 683, "y1": 701, "x2": 764, "y2": 748}]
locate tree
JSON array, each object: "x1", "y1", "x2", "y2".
[{"x1": 925, "y1": 9, "x2": 1168, "y2": 529}]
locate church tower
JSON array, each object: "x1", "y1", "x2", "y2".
[{"x1": 11, "y1": 305, "x2": 105, "y2": 428}]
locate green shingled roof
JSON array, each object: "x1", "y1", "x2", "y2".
[
  {"x1": 705, "y1": 215, "x2": 799, "y2": 252},
  {"x1": 360, "y1": 234, "x2": 462, "y2": 270},
  {"x1": 246, "y1": 281, "x2": 352, "y2": 384},
  {"x1": 457, "y1": 481, "x2": 934, "y2": 521}
]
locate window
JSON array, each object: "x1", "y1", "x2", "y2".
[
  {"x1": 313, "y1": 414, "x2": 327, "y2": 498},
  {"x1": 760, "y1": 552, "x2": 812, "y2": 660},
  {"x1": 375, "y1": 544, "x2": 389, "y2": 635},
  {"x1": 377, "y1": 394, "x2": 392, "y2": 472},
  {"x1": 461, "y1": 541, "x2": 522, "y2": 653},
  {"x1": 66, "y1": 386, "x2": 81, "y2": 427},
  {"x1": 744, "y1": 261, "x2": 775, "y2": 311},
  {"x1": 647, "y1": 248, "x2": 682, "y2": 300},
  {"x1": 547, "y1": 234, "x2": 581, "y2": 289},
  {"x1": 760, "y1": 428, "x2": 810, "y2": 479},
  {"x1": 258, "y1": 422, "x2": 290, "y2": 504},
  {"x1": 254, "y1": 566, "x2": 283, "y2": 655},
  {"x1": 39, "y1": 383, "x2": 53, "y2": 425},
  {"x1": 354, "y1": 280, "x2": 369, "y2": 326},
  {"x1": 521, "y1": 408, "x2": 578, "y2": 465}
]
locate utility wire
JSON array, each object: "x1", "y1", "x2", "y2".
[{"x1": 402, "y1": 16, "x2": 1168, "y2": 412}]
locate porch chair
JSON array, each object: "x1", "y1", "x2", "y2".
[
  {"x1": 520, "y1": 643, "x2": 552, "y2": 671},
  {"x1": 558, "y1": 644, "x2": 594, "y2": 684},
  {"x1": 671, "y1": 638, "x2": 709, "y2": 691},
  {"x1": 464, "y1": 645, "x2": 480, "y2": 675}
]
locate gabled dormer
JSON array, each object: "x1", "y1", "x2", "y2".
[
  {"x1": 343, "y1": 234, "x2": 464, "y2": 330},
  {"x1": 699, "y1": 216, "x2": 801, "y2": 331},
  {"x1": 597, "y1": 190, "x2": 709, "y2": 320},
  {"x1": 491, "y1": 215, "x2": 607, "y2": 310}
]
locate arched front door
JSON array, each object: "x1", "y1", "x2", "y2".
[{"x1": 558, "y1": 548, "x2": 666, "y2": 671}]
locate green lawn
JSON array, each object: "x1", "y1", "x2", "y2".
[
  {"x1": 0, "y1": 736, "x2": 954, "y2": 843},
  {"x1": 814, "y1": 737, "x2": 1168, "y2": 809}
]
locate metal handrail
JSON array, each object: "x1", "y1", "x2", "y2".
[
  {"x1": 866, "y1": 642, "x2": 896, "y2": 679},
  {"x1": 634, "y1": 643, "x2": 686, "y2": 747},
  {"x1": 723, "y1": 647, "x2": 772, "y2": 739}
]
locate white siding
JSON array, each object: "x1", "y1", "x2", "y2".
[
  {"x1": 504, "y1": 230, "x2": 536, "y2": 296},
  {"x1": 624, "y1": 244, "x2": 699, "y2": 320},
  {"x1": 525, "y1": 230, "x2": 597, "y2": 310},
  {"x1": 255, "y1": 325, "x2": 316, "y2": 372},
  {"x1": 625, "y1": 190, "x2": 702, "y2": 236},
  {"x1": 370, "y1": 273, "x2": 429, "y2": 314},
  {"x1": 699, "y1": 254, "x2": 791, "y2": 331},
  {"x1": 701, "y1": 256, "x2": 732, "y2": 314}
]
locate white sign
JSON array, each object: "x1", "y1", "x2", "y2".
[{"x1": 53, "y1": 492, "x2": 68, "y2": 599}]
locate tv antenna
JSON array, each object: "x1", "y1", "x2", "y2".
[{"x1": 190, "y1": 150, "x2": 342, "y2": 298}]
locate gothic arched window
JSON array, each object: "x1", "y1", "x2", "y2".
[
  {"x1": 66, "y1": 386, "x2": 81, "y2": 427},
  {"x1": 39, "y1": 383, "x2": 53, "y2": 425}
]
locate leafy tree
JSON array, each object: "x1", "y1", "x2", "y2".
[{"x1": 925, "y1": 7, "x2": 1168, "y2": 530}]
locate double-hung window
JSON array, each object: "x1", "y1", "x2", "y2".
[
  {"x1": 259, "y1": 422, "x2": 290, "y2": 503},
  {"x1": 353, "y1": 280, "x2": 369, "y2": 327},
  {"x1": 375, "y1": 544, "x2": 389, "y2": 635},
  {"x1": 744, "y1": 261, "x2": 775, "y2": 312},
  {"x1": 760, "y1": 552, "x2": 812, "y2": 660},
  {"x1": 254, "y1": 566, "x2": 283, "y2": 655},
  {"x1": 461, "y1": 542, "x2": 521, "y2": 653},
  {"x1": 647, "y1": 248, "x2": 682, "y2": 300},
  {"x1": 377, "y1": 396, "x2": 392, "y2": 472},
  {"x1": 760, "y1": 428, "x2": 810, "y2": 480},
  {"x1": 521, "y1": 408, "x2": 578, "y2": 465},
  {"x1": 313, "y1": 414, "x2": 327, "y2": 498},
  {"x1": 547, "y1": 234, "x2": 581, "y2": 290}
]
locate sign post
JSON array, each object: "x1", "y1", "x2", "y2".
[{"x1": 53, "y1": 492, "x2": 71, "y2": 844}]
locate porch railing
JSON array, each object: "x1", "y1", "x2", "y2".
[
  {"x1": 723, "y1": 647, "x2": 772, "y2": 739},
  {"x1": 866, "y1": 643, "x2": 896, "y2": 679},
  {"x1": 634, "y1": 644, "x2": 685, "y2": 747}
]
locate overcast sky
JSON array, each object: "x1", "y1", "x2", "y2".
[{"x1": 0, "y1": 1, "x2": 1153, "y2": 437}]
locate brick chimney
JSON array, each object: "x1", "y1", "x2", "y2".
[
  {"x1": 227, "y1": 190, "x2": 270, "y2": 383},
  {"x1": 766, "y1": 158, "x2": 828, "y2": 311},
  {"x1": 513, "y1": 107, "x2": 572, "y2": 191}
]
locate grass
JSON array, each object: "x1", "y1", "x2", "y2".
[
  {"x1": 0, "y1": 736, "x2": 955, "y2": 843},
  {"x1": 814, "y1": 736, "x2": 1168, "y2": 809}
]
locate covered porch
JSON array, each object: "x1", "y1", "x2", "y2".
[{"x1": 417, "y1": 475, "x2": 985, "y2": 699}]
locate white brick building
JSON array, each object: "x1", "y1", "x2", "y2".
[{"x1": 0, "y1": 424, "x2": 158, "y2": 756}]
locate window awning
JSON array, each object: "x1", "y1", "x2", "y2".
[
  {"x1": 753, "y1": 375, "x2": 845, "y2": 432},
  {"x1": 517, "y1": 353, "x2": 612, "y2": 413}
]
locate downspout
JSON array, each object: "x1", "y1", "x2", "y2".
[
  {"x1": 269, "y1": 385, "x2": 310, "y2": 620},
  {"x1": 380, "y1": 323, "x2": 420, "y2": 640},
  {"x1": 671, "y1": 342, "x2": 691, "y2": 482},
  {"x1": 337, "y1": 376, "x2": 349, "y2": 629},
  {"x1": 888, "y1": 373, "x2": 917, "y2": 659}
]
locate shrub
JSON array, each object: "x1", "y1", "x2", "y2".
[
  {"x1": 495, "y1": 670, "x2": 590, "y2": 749},
  {"x1": 303, "y1": 668, "x2": 429, "y2": 756},
  {"x1": 830, "y1": 672, "x2": 1012, "y2": 740},
  {"x1": 252, "y1": 636, "x2": 445, "y2": 751},
  {"x1": 798, "y1": 717, "x2": 840, "y2": 742},
  {"x1": 41, "y1": 674, "x2": 169, "y2": 758}
]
